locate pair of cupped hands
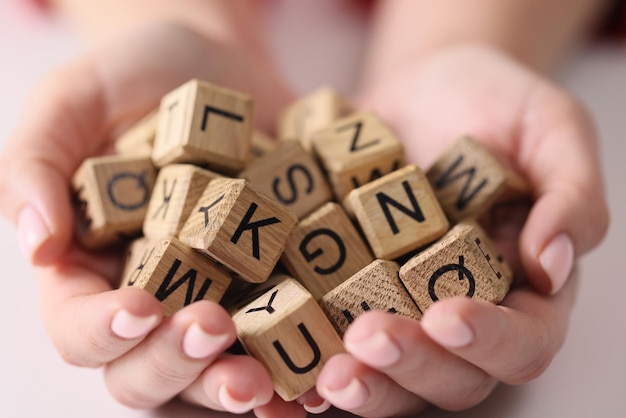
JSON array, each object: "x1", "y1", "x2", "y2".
[{"x1": 0, "y1": 22, "x2": 608, "y2": 418}]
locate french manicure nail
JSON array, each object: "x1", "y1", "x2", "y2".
[
  {"x1": 17, "y1": 205, "x2": 51, "y2": 262},
  {"x1": 182, "y1": 323, "x2": 230, "y2": 359},
  {"x1": 539, "y1": 233, "x2": 574, "y2": 295},
  {"x1": 345, "y1": 330, "x2": 402, "y2": 368},
  {"x1": 319, "y1": 378, "x2": 369, "y2": 410},
  {"x1": 422, "y1": 313, "x2": 473, "y2": 348},
  {"x1": 304, "y1": 399, "x2": 331, "y2": 414},
  {"x1": 217, "y1": 384, "x2": 259, "y2": 414},
  {"x1": 111, "y1": 309, "x2": 159, "y2": 340}
]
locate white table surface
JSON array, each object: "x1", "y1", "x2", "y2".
[{"x1": 1, "y1": 1, "x2": 625, "y2": 417}]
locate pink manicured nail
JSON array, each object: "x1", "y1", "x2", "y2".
[
  {"x1": 111, "y1": 309, "x2": 159, "y2": 340},
  {"x1": 182, "y1": 323, "x2": 230, "y2": 359},
  {"x1": 17, "y1": 205, "x2": 51, "y2": 262},
  {"x1": 304, "y1": 399, "x2": 331, "y2": 414},
  {"x1": 539, "y1": 233, "x2": 574, "y2": 295},
  {"x1": 422, "y1": 313, "x2": 473, "y2": 348},
  {"x1": 319, "y1": 378, "x2": 369, "y2": 410},
  {"x1": 217, "y1": 384, "x2": 259, "y2": 414},
  {"x1": 345, "y1": 330, "x2": 402, "y2": 368}
]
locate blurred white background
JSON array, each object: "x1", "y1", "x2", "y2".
[{"x1": 1, "y1": 1, "x2": 625, "y2": 417}]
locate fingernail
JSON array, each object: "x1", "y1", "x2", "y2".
[
  {"x1": 217, "y1": 384, "x2": 259, "y2": 414},
  {"x1": 319, "y1": 378, "x2": 369, "y2": 410},
  {"x1": 345, "y1": 330, "x2": 402, "y2": 368},
  {"x1": 539, "y1": 233, "x2": 574, "y2": 295},
  {"x1": 304, "y1": 399, "x2": 331, "y2": 414},
  {"x1": 17, "y1": 205, "x2": 51, "y2": 262},
  {"x1": 182, "y1": 323, "x2": 230, "y2": 359},
  {"x1": 111, "y1": 309, "x2": 159, "y2": 340},
  {"x1": 421, "y1": 313, "x2": 473, "y2": 348}
]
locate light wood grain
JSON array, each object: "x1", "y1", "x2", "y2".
[{"x1": 232, "y1": 277, "x2": 345, "y2": 401}]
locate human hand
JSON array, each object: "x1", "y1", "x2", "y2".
[
  {"x1": 0, "y1": 21, "x2": 307, "y2": 417},
  {"x1": 312, "y1": 44, "x2": 609, "y2": 417}
]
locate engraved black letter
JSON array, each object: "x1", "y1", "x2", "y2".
[
  {"x1": 272, "y1": 163, "x2": 314, "y2": 205},
  {"x1": 376, "y1": 180, "x2": 425, "y2": 234},
  {"x1": 201, "y1": 105, "x2": 244, "y2": 131},
  {"x1": 336, "y1": 120, "x2": 379, "y2": 152},
  {"x1": 299, "y1": 228, "x2": 346, "y2": 275},
  {"x1": 273, "y1": 323, "x2": 321, "y2": 374},
  {"x1": 107, "y1": 171, "x2": 150, "y2": 211},
  {"x1": 154, "y1": 259, "x2": 213, "y2": 305},
  {"x1": 231, "y1": 202, "x2": 281, "y2": 259},
  {"x1": 198, "y1": 194, "x2": 225, "y2": 227},
  {"x1": 152, "y1": 178, "x2": 177, "y2": 220},
  {"x1": 434, "y1": 154, "x2": 487, "y2": 210}
]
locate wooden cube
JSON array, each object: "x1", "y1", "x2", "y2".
[
  {"x1": 320, "y1": 260, "x2": 422, "y2": 336},
  {"x1": 151, "y1": 79, "x2": 254, "y2": 174},
  {"x1": 312, "y1": 111, "x2": 405, "y2": 199},
  {"x1": 426, "y1": 136, "x2": 528, "y2": 222},
  {"x1": 143, "y1": 164, "x2": 221, "y2": 240},
  {"x1": 179, "y1": 178, "x2": 298, "y2": 283},
  {"x1": 240, "y1": 141, "x2": 333, "y2": 219},
  {"x1": 344, "y1": 165, "x2": 449, "y2": 260},
  {"x1": 281, "y1": 202, "x2": 374, "y2": 300},
  {"x1": 72, "y1": 155, "x2": 157, "y2": 249},
  {"x1": 399, "y1": 221, "x2": 513, "y2": 313},
  {"x1": 114, "y1": 109, "x2": 159, "y2": 157},
  {"x1": 232, "y1": 277, "x2": 345, "y2": 401},
  {"x1": 278, "y1": 86, "x2": 352, "y2": 152},
  {"x1": 127, "y1": 236, "x2": 232, "y2": 317}
]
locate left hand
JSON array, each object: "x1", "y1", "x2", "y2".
[{"x1": 309, "y1": 44, "x2": 608, "y2": 417}]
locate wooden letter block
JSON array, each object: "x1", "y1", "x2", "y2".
[
  {"x1": 240, "y1": 141, "x2": 333, "y2": 219},
  {"x1": 399, "y1": 221, "x2": 513, "y2": 313},
  {"x1": 72, "y1": 155, "x2": 157, "y2": 249},
  {"x1": 232, "y1": 277, "x2": 345, "y2": 401},
  {"x1": 281, "y1": 202, "x2": 374, "y2": 300},
  {"x1": 152, "y1": 79, "x2": 254, "y2": 174},
  {"x1": 312, "y1": 111, "x2": 405, "y2": 199},
  {"x1": 345, "y1": 165, "x2": 449, "y2": 260},
  {"x1": 320, "y1": 260, "x2": 422, "y2": 336},
  {"x1": 179, "y1": 178, "x2": 298, "y2": 283},
  {"x1": 126, "y1": 236, "x2": 232, "y2": 317},
  {"x1": 278, "y1": 86, "x2": 352, "y2": 151},
  {"x1": 426, "y1": 136, "x2": 528, "y2": 222},
  {"x1": 143, "y1": 164, "x2": 221, "y2": 239},
  {"x1": 114, "y1": 109, "x2": 159, "y2": 157}
]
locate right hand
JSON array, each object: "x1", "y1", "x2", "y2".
[{"x1": 0, "y1": 21, "x2": 306, "y2": 417}]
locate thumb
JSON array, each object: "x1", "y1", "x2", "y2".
[
  {"x1": 0, "y1": 58, "x2": 110, "y2": 265},
  {"x1": 518, "y1": 86, "x2": 609, "y2": 295}
]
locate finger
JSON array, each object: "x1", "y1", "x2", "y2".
[
  {"x1": 103, "y1": 301, "x2": 237, "y2": 409},
  {"x1": 317, "y1": 353, "x2": 426, "y2": 418},
  {"x1": 343, "y1": 311, "x2": 497, "y2": 411},
  {"x1": 517, "y1": 86, "x2": 609, "y2": 294},
  {"x1": 179, "y1": 355, "x2": 274, "y2": 414},
  {"x1": 255, "y1": 393, "x2": 309, "y2": 418},
  {"x1": 421, "y1": 270, "x2": 578, "y2": 384},
  {"x1": 38, "y1": 262, "x2": 162, "y2": 367},
  {"x1": 0, "y1": 57, "x2": 111, "y2": 265},
  {"x1": 296, "y1": 388, "x2": 332, "y2": 415},
  {"x1": 0, "y1": 23, "x2": 218, "y2": 265}
]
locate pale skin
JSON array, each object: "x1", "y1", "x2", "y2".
[{"x1": 0, "y1": 1, "x2": 611, "y2": 417}]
